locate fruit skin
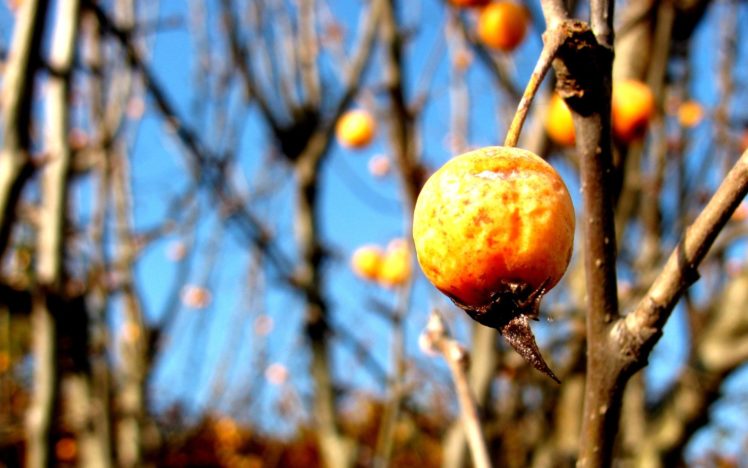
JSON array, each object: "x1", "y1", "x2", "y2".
[
  {"x1": 412, "y1": 146, "x2": 575, "y2": 309},
  {"x1": 545, "y1": 93, "x2": 575, "y2": 146},
  {"x1": 612, "y1": 80, "x2": 655, "y2": 142},
  {"x1": 449, "y1": 0, "x2": 491, "y2": 7},
  {"x1": 351, "y1": 245, "x2": 384, "y2": 281},
  {"x1": 477, "y1": 2, "x2": 528, "y2": 52},
  {"x1": 336, "y1": 110, "x2": 376, "y2": 149}
]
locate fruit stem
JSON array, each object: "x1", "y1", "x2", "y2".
[
  {"x1": 500, "y1": 314, "x2": 560, "y2": 383},
  {"x1": 504, "y1": 27, "x2": 566, "y2": 148}
]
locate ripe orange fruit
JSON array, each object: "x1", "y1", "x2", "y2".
[
  {"x1": 477, "y1": 2, "x2": 528, "y2": 52},
  {"x1": 55, "y1": 438, "x2": 77, "y2": 462},
  {"x1": 412, "y1": 146, "x2": 574, "y2": 308},
  {"x1": 351, "y1": 245, "x2": 384, "y2": 281},
  {"x1": 336, "y1": 109, "x2": 376, "y2": 149},
  {"x1": 449, "y1": 0, "x2": 491, "y2": 7},
  {"x1": 677, "y1": 100, "x2": 704, "y2": 128},
  {"x1": 378, "y1": 239, "x2": 412, "y2": 287},
  {"x1": 612, "y1": 80, "x2": 655, "y2": 142},
  {"x1": 545, "y1": 93, "x2": 575, "y2": 147}
]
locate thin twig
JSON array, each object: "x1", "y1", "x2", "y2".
[
  {"x1": 504, "y1": 29, "x2": 564, "y2": 147},
  {"x1": 422, "y1": 312, "x2": 492, "y2": 468}
]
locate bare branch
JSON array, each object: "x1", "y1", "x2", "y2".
[
  {"x1": 540, "y1": 0, "x2": 569, "y2": 30},
  {"x1": 219, "y1": 0, "x2": 280, "y2": 129},
  {"x1": 27, "y1": 2, "x2": 79, "y2": 467},
  {"x1": 504, "y1": 28, "x2": 564, "y2": 147},
  {"x1": 421, "y1": 312, "x2": 492, "y2": 468},
  {"x1": 545, "y1": 18, "x2": 620, "y2": 466},
  {"x1": 620, "y1": 149, "x2": 748, "y2": 358},
  {"x1": 590, "y1": 0, "x2": 614, "y2": 49},
  {"x1": 0, "y1": 0, "x2": 50, "y2": 262},
  {"x1": 298, "y1": 0, "x2": 321, "y2": 106},
  {"x1": 86, "y1": 1, "x2": 296, "y2": 281}
]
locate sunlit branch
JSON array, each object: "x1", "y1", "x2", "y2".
[
  {"x1": 621, "y1": 149, "x2": 748, "y2": 360},
  {"x1": 421, "y1": 312, "x2": 491, "y2": 468}
]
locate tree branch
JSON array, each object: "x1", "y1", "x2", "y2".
[
  {"x1": 619, "y1": 149, "x2": 748, "y2": 362},
  {"x1": 421, "y1": 312, "x2": 491, "y2": 468},
  {"x1": 0, "y1": 0, "x2": 50, "y2": 263},
  {"x1": 539, "y1": 3, "x2": 621, "y2": 462}
]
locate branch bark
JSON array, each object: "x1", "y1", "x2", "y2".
[
  {"x1": 0, "y1": 0, "x2": 50, "y2": 262},
  {"x1": 422, "y1": 312, "x2": 492, "y2": 468},
  {"x1": 27, "y1": 1, "x2": 79, "y2": 467},
  {"x1": 618, "y1": 149, "x2": 748, "y2": 362}
]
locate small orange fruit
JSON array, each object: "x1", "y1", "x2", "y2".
[
  {"x1": 0, "y1": 351, "x2": 10, "y2": 373},
  {"x1": 612, "y1": 79, "x2": 655, "y2": 142},
  {"x1": 181, "y1": 285, "x2": 212, "y2": 309},
  {"x1": 452, "y1": 49, "x2": 473, "y2": 71},
  {"x1": 412, "y1": 146, "x2": 574, "y2": 308},
  {"x1": 677, "y1": 100, "x2": 704, "y2": 128},
  {"x1": 477, "y1": 2, "x2": 529, "y2": 52},
  {"x1": 378, "y1": 239, "x2": 412, "y2": 287},
  {"x1": 336, "y1": 109, "x2": 376, "y2": 149},
  {"x1": 265, "y1": 363, "x2": 289, "y2": 386},
  {"x1": 214, "y1": 418, "x2": 242, "y2": 449},
  {"x1": 545, "y1": 93, "x2": 575, "y2": 147},
  {"x1": 351, "y1": 245, "x2": 384, "y2": 281},
  {"x1": 731, "y1": 202, "x2": 748, "y2": 222},
  {"x1": 55, "y1": 438, "x2": 77, "y2": 462},
  {"x1": 449, "y1": 0, "x2": 491, "y2": 8},
  {"x1": 368, "y1": 154, "x2": 391, "y2": 177}
]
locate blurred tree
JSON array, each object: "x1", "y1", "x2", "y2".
[{"x1": 0, "y1": 0, "x2": 747, "y2": 467}]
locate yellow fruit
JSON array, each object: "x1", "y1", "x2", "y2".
[
  {"x1": 612, "y1": 80, "x2": 655, "y2": 142},
  {"x1": 378, "y1": 239, "x2": 412, "y2": 287},
  {"x1": 412, "y1": 146, "x2": 574, "y2": 308},
  {"x1": 477, "y1": 2, "x2": 528, "y2": 52},
  {"x1": 545, "y1": 93, "x2": 575, "y2": 147},
  {"x1": 351, "y1": 245, "x2": 384, "y2": 281},
  {"x1": 336, "y1": 110, "x2": 376, "y2": 149},
  {"x1": 677, "y1": 100, "x2": 704, "y2": 128}
]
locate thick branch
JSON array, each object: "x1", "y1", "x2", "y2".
[
  {"x1": 27, "y1": 2, "x2": 78, "y2": 468},
  {"x1": 0, "y1": 0, "x2": 50, "y2": 262},
  {"x1": 545, "y1": 17, "x2": 619, "y2": 467}
]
